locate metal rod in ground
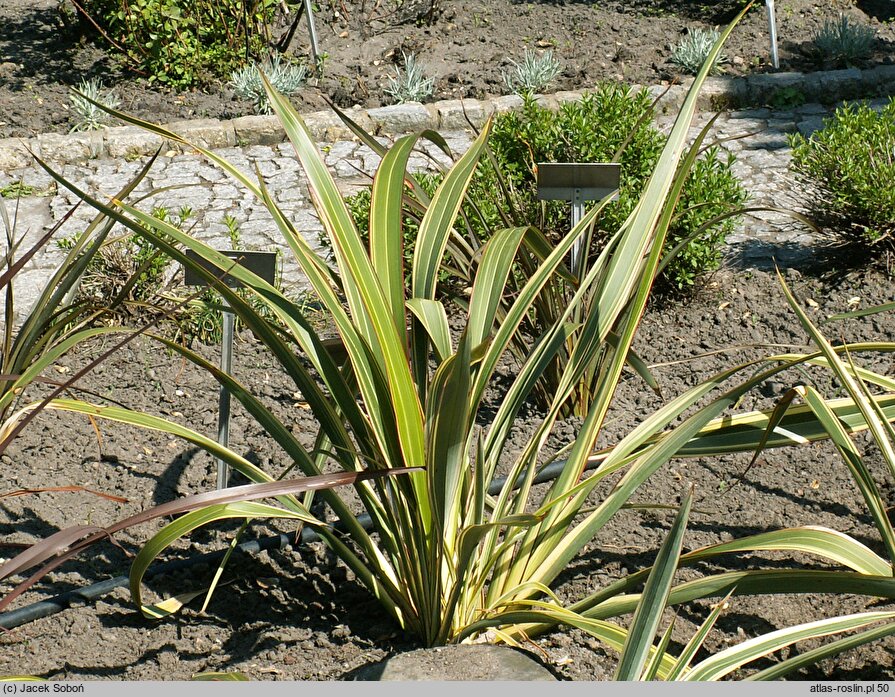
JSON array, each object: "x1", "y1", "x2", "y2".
[
  {"x1": 216, "y1": 306, "x2": 235, "y2": 490},
  {"x1": 303, "y1": 0, "x2": 321, "y2": 75},
  {"x1": 766, "y1": 0, "x2": 779, "y2": 69},
  {"x1": 570, "y1": 190, "x2": 585, "y2": 278}
]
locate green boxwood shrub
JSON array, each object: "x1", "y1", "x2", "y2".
[
  {"x1": 77, "y1": 0, "x2": 279, "y2": 88},
  {"x1": 789, "y1": 98, "x2": 895, "y2": 252},
  {"x1": 347, "y1": 84, "x2": 748, "y2": 293}
]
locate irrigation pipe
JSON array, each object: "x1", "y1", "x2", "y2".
[{"x1": 0, "y1": 454, "x2": 603, "y2": 630}]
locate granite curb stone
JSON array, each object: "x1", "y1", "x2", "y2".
[
  {"x1": 345, "y1": 645, "x2": 558, "y2": 681},
  {"x1": 2, "y1": 67, "x2": 893, "y2": 171}
]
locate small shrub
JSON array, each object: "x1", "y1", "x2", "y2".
[
  {"x1": 69, "y1": 78, "x2": 120, "y2": 132},
  {"x1": 670, "y1": 27, "x2": 727, "y2": 75},
  {"x1": 501, "y1": 48, "x2": 563, "y2": 95},
  {"x1": 76, "y1": 0, "x2": 280, "y2": 88},
  {"x1": 487, "y1": 89, "x2": 746, "y2": 291},
  {"x1": 812, "y1": 14, "x2": 875, "y2": 65},
  {"x1": 345, "y1": 85, "x2": 746, "y2": 293},
  {"x1": 383, "y1": 52, "x2": 435, "y2": 104},
  {"x1": 230, "y1": 55, "x2": 308, "y2": 114},
  {"x1": 789, "y1": 98, "x2": 895, "y2": 251}
]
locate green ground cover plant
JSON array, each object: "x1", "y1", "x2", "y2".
[
  {"x1": 789, "y1": 98, "x2": 895, "y2": 254},
  {"x1": 670, "y1": 27, "x2": 728, "y2": 76},
  {"x1": 0, "y1": 182, "x2": 37, "y2": 199},
  {"x1": 501, "y1": 48, "x2": 563, "y2": 96},
  {"x1": 69, "y1": 78, "x2": 120, "y2": 133},
  {"x1": 229, "y1": 55, "x2": 308, "y2": 115},
  {"x1": 384, "y1": 52, "x2": 436, "y2": 105}
]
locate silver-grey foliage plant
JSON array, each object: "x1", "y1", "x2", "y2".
[
  {"x1": 384, "y1": 52, "x2": 435, "y2": 104},
  {"x1": 70, "y1": 78, "x2": 120, "y2": 133},
  {"x1": 670, "y1": 27, "x2": 728, "y2": 76},
  {"x1": 502, "y1": 48, "x2": 563, "y2": 95},
  {"x1": 230, "y1": 55, "x2": 308, "y2": 115},
  {"x1": 813, "y1": 14, "x2": 875, "y2": 65}
]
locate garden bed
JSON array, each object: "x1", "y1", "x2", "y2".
[
  {"x1": 3, "y1": 0, "x2": 895, "y2": 682},
  {"x1": 2, "y1": 265, "x2": 895, "y2": 680},
  {"x1": 1, "y1": 0, "x2": 894, "y2": 139}
]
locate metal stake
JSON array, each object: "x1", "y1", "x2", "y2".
[
  {"x1": 216, "y1": 302, "x2": 235, "y2": 490},
  {"x1": 182, "y1": 249, "x2": 277, "y2": 491},
  {"x1": 570, "y1": 187, "x2": 585, "y2": 276},
  {"x1": 766, "y1": 0, "x2": 779, "y2": 69},
  {"x1": 303, "y1": 0, "x2": 321, "y2": 75}
]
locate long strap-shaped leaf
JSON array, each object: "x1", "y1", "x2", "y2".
[
  {"x1": 557, "y1": 526, "x2": 894, "y2": 624},
  {"x1": 795, "y1": 384, "x2": 895, "y2": 564},
  {"x1": 683, "y1": 611, "x2": 895, "y2": 681},
  {"x1": 31, "y1": 157, "x2": 370, "y2": 460},
  {"x1": 589, "y1": 570, "x2": 895, "y2": 621},
  {"x1": 525, "y1": 100, "x2": 729, "y2": 581},
  {"x1": 492, "y1": 14, "x2": 749, "y2": 599},
  {"x1": 1, "y1": 465, "x2": 415, "y2": 613},
  {"x1": 778, "y1": 269, "x2": 895, "y2": 480},
  {"x1": 460, "y1": 570, "x2": 895, "y2": 645},
  {"x1": 150, "y1": 334, "x2": 385, "y2": 554},
  {"x1": 682, "y1": 525, "x2": 890, "y2": 576},
  {"x1": 370, "y1": 130, "x2": 449, "y2": 335},
  {"x1": 526, "y1": 353, "x2": 895, "y2": 592},
  {"x1": 665, "y1": 591, "x2": 735, "y2": 680},
  {"x1": 747, "y1": 618, "x2": 895, "y2": 680},
  {"x1": 129, "y1": 501, "x2": 319, "y2": 617},
  {"x1": 263, "y1": 76, "x2": 428, "y2": 510},
  {"x1": 465, "y1": 226, "x2": 529, "y2": 350},
  {"x1": 46, "y1": 82, "x2": 423, "y2": 500},
  {"x1": 0, "y1": 326, "x2": 118, "y2": 416},
  {"x1": 411, "y1": 122, "x2": 492, "y2": 302},
  {"x1": 615, "y1": 491, "x2": 692, "y2": 680}
]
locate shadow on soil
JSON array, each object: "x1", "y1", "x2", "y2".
[{"x1": 0, "y1": 5, "x2": 118, "y2": 90}]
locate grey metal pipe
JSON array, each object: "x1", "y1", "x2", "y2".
[
  {"x1": 216, "y1": 306, "x2": 235, "y2": 490},
  {"x1": 767, "y1": 0, "x2": 779, "y2": 69}
]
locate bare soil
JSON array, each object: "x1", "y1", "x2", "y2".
[
  {"x1": 1, "y1": 0, "x2": 895, "y2": 139},
  {"x1": 3, "y1": 0, "x2": 895, "y2": 682},
  {"x1": 2, "y1": 265, "x2": 895, "y2": 680}
]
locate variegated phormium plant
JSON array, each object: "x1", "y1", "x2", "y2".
[{"x1": 5, "y1": 5, "x2": 895, "y2": 677}]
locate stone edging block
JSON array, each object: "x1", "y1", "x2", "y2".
[
  {"x1": 2, "y1": 66, "x2": 893, "y2": 171},
  {"x1": 0, "y1": 138, "x2": 38, "y2": 170}
]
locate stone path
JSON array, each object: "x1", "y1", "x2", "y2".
[{"x1": 0, "y1": 88, "x2": 889, "y2": 321}]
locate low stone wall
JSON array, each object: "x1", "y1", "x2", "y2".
[{"x1": 2, "y1": 66, "x2": 894, "y2": 171}]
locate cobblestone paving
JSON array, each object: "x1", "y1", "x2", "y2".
[{"x1": 0, "y1": 99, "x2": 888, "y2": 318}]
